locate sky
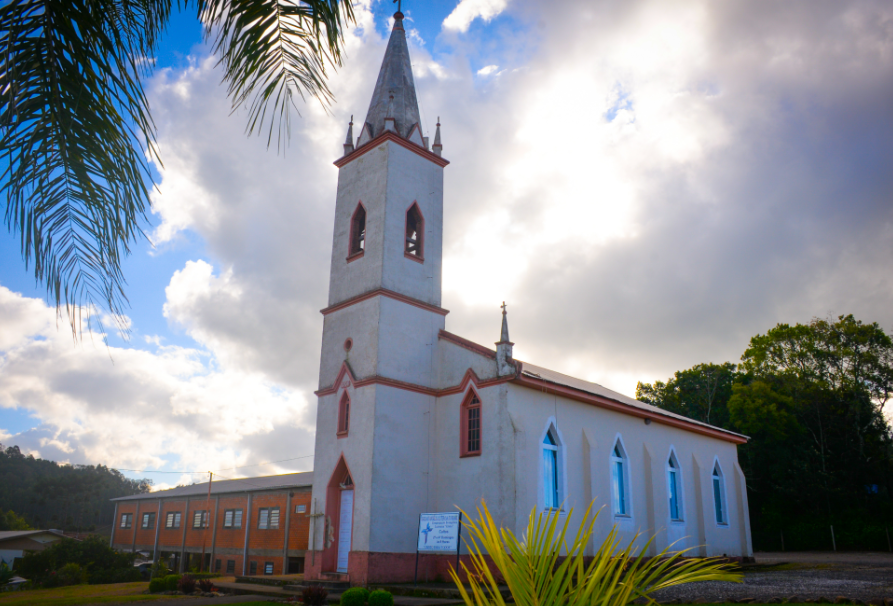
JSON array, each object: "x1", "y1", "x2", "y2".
[{"x1": 1, "y1": 0, "x2": 892, "y2": 490}]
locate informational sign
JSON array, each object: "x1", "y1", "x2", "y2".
[{"x1": 416, "y1": 512, "x2": 461, "y2": 552}]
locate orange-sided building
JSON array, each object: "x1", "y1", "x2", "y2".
[{"x1": 110, "y1": 472, "x2": 314, "y2": 576}]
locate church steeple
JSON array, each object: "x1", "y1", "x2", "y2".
[
  {"x1": 496, "y1": 302, "x2": 515, "y2": 376},
  {"x1": 359, "y1": 10, "x2": 421, "y2": 142}
]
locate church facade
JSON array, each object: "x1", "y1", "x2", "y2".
[{"x1": 305, "y1": 10, "x2": 752, "y2": 585}]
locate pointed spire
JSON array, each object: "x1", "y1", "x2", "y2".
[
  {"x1": 496, "y1": 301, "x2": 515, "y2": 376},
  {"x1": 432, "y1": 117, "x2": 442, "y2": 157},
  {"x1": 343, "y1": 115, "x2": 354, "y2": 156},
  {"x1": 360, "y1": 10, "x2": 421, "y2": 142}
]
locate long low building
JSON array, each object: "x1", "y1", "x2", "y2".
[{"x1": 110, "y1": 472, "x2": 313, "y2": 576}]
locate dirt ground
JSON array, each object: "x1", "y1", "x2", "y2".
[{"x1": 650, "y1": 552, "x2": 893, "y2": 602}]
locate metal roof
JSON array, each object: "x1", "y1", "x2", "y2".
[
  {"x1": 111, "y1": 471, "x2": 313, "y2": 502},
  {"x1": 519, "y1": 362, "x2": 748, "y2": 441},
  {"x1": 0, "y1": 530, "x2": 67, "y2": 541}
]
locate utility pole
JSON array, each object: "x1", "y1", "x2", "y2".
[{"x1": 200, "y1": 473, "x2": 212, "y2": 572}]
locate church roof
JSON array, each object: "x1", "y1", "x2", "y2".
[
  {"x1": 361, "y1": 12, "x2": 421, "y2": 140},
  {"x1": 518, "y1": 362, "x2": 747, "y2": 441}
]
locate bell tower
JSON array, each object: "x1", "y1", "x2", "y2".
[{"x1": 308, "y1": 8, "x2": 449, "y2": 582}]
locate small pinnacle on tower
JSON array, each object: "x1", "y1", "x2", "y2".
[
  {"x1": 496, "y1": 301, "x2": 515, "y2": 376},
  {"x1": 343, "y1": 115, "x2": 355, "y2": 156},
  {"x1": 432, "y1": 118, "x2": 443, "y2": 157}
]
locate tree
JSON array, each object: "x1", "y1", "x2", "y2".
[
  {"x1": 0, "y1": 509, "x2": 31, "y2": 530},
  {"x1": 0, "y1": 0, "x2": 355, "y2": 337},
  {"x1": 636, "y1": 362, "x2": 737, "y2": 427}
]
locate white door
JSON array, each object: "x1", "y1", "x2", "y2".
[{"x1": 337, "y1": 490, "x2": 353, "y2": 573}]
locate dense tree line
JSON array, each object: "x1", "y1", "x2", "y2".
[
  {"x1": 638, "y1": 315, "x2": 893, "y2": 551},
  {"x1": 0, "y1": 445, "x2": 152, "y2": 535}
]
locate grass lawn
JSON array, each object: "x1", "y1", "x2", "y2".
[{"x1": 0, "y1": 581, "x2": 177, "y2": 606}]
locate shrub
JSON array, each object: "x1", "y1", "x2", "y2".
[
  {"x1": 150, "y1": 560, "x2": 169, "y2": 579},
  {"x1": 0, "y1": 562, "x2": 14, "y2": 586},
  {"x1": 197, "y1": 578, "x2": 216, "y2": 592},
  {"x1": 17, "y1": 535, "x2": 136, "y2": 585},
  {"x1": 341, "y1": 586, "x2": 369, "y2": 606},
  {"x1": 163, "y1": 574, "x2": 182, "y2": 592},
  {"x1": 302, "y1": 584, "x2": 329, "y2": 606},
  {"x1": 368, "y1": 589, "x2": 394, "y2": 606},
  {"x1": 148, "y1": 577, "x2": 166, "y2": 593},
  {"x1": 55, "y1": 563, "x2": 88, "y2": 586},
  {"x1": 178, "y1": 574, "x2": 196, "y2": 594}
]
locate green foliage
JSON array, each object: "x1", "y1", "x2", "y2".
[
  {"x1": 53, "y1": 563, "x2": 89, "y2": 587},
  {"x1": 178, "y1": 574, "x2": 197, "y2": 594},
  {"x1": 197, "y1": 578, "x2": 216, "y2": 592},
  {"x1": 161, "y1": 574, "x2": 182, "y2": 591},
  {"x1": 0, "y1": 509, "x2": 31, "y2": 530},
  {"x1": 0, "y1": 562, "x2": 14, "y2": 585},
  {"x1": 17, "y1": 534, "x2": 137, "y2": 586},
  {"x1": 638, "y1": 314, "x2": 893, "y2": 551},
  {"x1": 368, "y1": 589, "x2": 394, "y2": 606},
  {"x1": 0, "y1": 0, "x2": 355, "y2": 336},
  {"x1": 452, "y1": 501, "x2": 739, "y2": 606},
  {"x1": 148, "y1": 577, "x2": 166, "y2": 593},
  {"x1": 0, "y1": 444, "x2": 151, "y2": 531},
  {"x1": 150, "y1": 560, "x2": 169, "y2": 579},
  {"x1": 341, "y1": 586, "x2": 369, "y2": 606}
]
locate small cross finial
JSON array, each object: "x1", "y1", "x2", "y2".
[
  {"x1": 501, "y1": 301, "x2": 507, "y2": 315},
  {"x1": 393, "y1": 0, "x2": 402, "y2": 14}
]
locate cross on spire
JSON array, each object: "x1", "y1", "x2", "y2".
[
  {"x1": 501, "y1": 301, "x2": 507, "y2": 315},
  {"x1": 394, "y1": 0, "x2": 402, "y2": 14}
]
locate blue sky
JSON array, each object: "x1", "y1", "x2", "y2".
[{"x1": 1, "y1": 0, "x2": 891, "y2": 490}]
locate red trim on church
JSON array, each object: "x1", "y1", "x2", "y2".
[
  {"x1": 334, "y1": 130, "x2": 450, "y2": 169},
  {"x1": 320, "y1": 288, "x2": 449, "y2": 317},
  {"x1": 438, "y1": 330, "x2": 497, "y2": 359},
  {"x1": 314, "y1": 364, "x2": 510, "y2": 398}
]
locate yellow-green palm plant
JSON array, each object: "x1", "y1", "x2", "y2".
[{"x1": 450, "y1": 501, "x2": 741, "y2": 606}]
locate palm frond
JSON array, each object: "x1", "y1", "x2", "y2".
[
  {"x1": 201, "y1": 0, "x2": 355, "y2": 148},
  {"x1": 451, "y1": 501, "x2": 741, "y2": 606},
  {"x1": 0, "y1": 0, "x2": 169, "y2": 337}
]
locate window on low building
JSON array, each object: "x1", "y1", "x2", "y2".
[
  {"x1": 296, "y1": 504, "x2": 306, "y2": 513},
  {"x1": 257, "y1": 507, "x2": 280, "y2": 529},
  {"x1": 712, "y1": 461, "x2": 728, "y2": 525},
  {"x1": 120, "y1": 513, "x2": 133, "y2": 529},
  {"x1": 193, "y1": 510, "x2": 209, "y2": 529},
  {"x1": 337, "y1": 392, "x2": 350, "y2": 436},
  {"x1": 249, "y1": 561, "x2": 258, "y2": 575},
  {"x1": 541, "y1": 425, "x2": 563, "y2": 509},
  {"x1": 264, "y1": 562, "x2": 274, "y2": 575},
  {"x1": 215, "y1": 559, "x2": 221, "y2": 572},
  {"x1": 611, "y1": 438, "x2": 630, "y2": 516},
  {"x1": 404, "y1": 202, "x2": 424, "y2": 259},
  {"x1": 141, "y1": 512, "x2": 156, "y2": 529},
  {"x1": 223, "y1": 509, "x2": 243, "y2": 529},
  {"x1": 460, "y1": 390, "x2": 482, "y2": 457},
  {"x1": 667, "y1": 450, "x2": 683, "y2": 522},
  {"x1": 226, "y1": 560, "x2": 235, "y2": 574},
  {"x1": 349, "y1": 203, "x2": 366, "y2": 256},
  {"x1": 165, "y1": 512, "x2": 181, "y2": 529}
]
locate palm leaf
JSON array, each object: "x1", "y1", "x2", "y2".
[
  {"x1": 201, "y1": 0, "x2": 355, "y2": 148},
  {"x1": 0, "y1": 0, "x2": 168, "y2": 337},
  {"x1": 451, "y1": 501, "x2": 741, "y2": 606}
]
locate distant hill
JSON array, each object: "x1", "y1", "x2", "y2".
[{"x1": 0, "y1": 444, "x2": 152, "y2": 536}]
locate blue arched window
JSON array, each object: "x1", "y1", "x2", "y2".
[
  {"x1": 542, "y1": 427, "x2": 561, "y2": 509},
  {"x1": 611, "y1": 439, "x2": 630, "y2": 516}
]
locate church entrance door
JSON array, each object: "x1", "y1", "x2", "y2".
[{"x1": 337, "y1": 489, "x2": 353, "y2": 573}]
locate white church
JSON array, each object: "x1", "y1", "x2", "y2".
[{"x1": 305, "y1": 9, "x2": 753, "y2": 585}]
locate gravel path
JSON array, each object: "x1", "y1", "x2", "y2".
[{"x1": 651, "y1": 552, "x2": 893, "y2": 603}]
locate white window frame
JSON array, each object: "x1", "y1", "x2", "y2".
[
  {"x1": 712, "y1": 458, "x2": 729, "y2": 526},
  {"x1": 666, "y1": 447, "x2": 684, "y2": 523},
  {"x1": 257, "y1": 507, "x2": 280, "y2": 530},
  {"x1": 539, "y1": 418, "x2": 567, "y2": 511},
  {"x1": 223, "y1": 509, "x2": 243, "y2": 529},
  {"x1": 610, "y1": 435, "x2": 632, "y2": 518},
  {"x1": 165, "y1": 512, "x2": 181, "y2": 529}
]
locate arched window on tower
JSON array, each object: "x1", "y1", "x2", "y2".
[
  {"x1": 404, "y1": 202, "x2": 424, "y2": 260},
  {"x1": 712, "y1": 460, "x2": 728, "y2": 525},
  {"x1": 337, "y1": 392, "x2": 350, "y2": 436},
  {"x1": 460, "y1": 389, "x2": 481, "y2": 457},
  {"x1": 349, "y1": 203, "x2": 366, "y2": 258},
  {"x1": 542, "y1": 425, "x2": 564, "y2": 509}
]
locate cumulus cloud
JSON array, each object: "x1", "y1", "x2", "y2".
[
  {"x1": 3, "y1": 0, "x2": 893, "y2": 476},
  {"x1": 443, "y1": 0, "x2": 510, "y2": 32}
]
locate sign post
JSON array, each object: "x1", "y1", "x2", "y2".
[{"x1": 414, "y1": 512, "x2": 462, "y2": 585}]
